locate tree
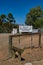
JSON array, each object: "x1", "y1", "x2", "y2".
[
  {"x1": 7, "y1": 13, "x2": 16, "y2": 23},
  {"x1": 34, "y1": 18, "x2": 43, "y2": 28},
  {"x1": 0, "y1": 13, "x2": 16, "y2": 33},
  {"x1": 25, "y1": 6, "x2": 43, "y2": 28},
  {"x1": 1, "y1": 14, "x2": 6, "y2": 22}
]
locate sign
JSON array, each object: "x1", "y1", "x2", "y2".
[
  {"x1": 19, "y1": 26, "x2": 33, "y2": 33},
  {"x1": 12, "y1": 28, "x2": 17, "y2": 35}
]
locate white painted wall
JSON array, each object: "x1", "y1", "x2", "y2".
[{"x1": 11, "y1": 28, "x2": 17, "y2": 35}]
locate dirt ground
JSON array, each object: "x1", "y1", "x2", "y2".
[{"x1": 0, "y1": 33, "x2": 43, "y2": 65}]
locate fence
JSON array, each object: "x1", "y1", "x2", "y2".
[
  {"x1": 0, "y1": 33, "x2": 43, "y2": 61},
  {"x1": 9, "y1": 32, "x2": 42, "y2": 57}
]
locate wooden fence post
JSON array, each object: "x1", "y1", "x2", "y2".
[
  {"x1": 31, "y1": 32, "x2": 33, "y2": 48},
  {"x1": 38, "y1": 28, "x2": 41, "y2": 48},
  {"x1": 9, "y1": 36, "x2": 12, "y2": 57}
]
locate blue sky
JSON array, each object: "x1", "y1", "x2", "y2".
[{"x1": 0, "y1": 0, "x2": 43, "y2": 24}]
